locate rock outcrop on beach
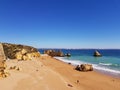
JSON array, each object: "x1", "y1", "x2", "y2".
[
  {"x1": 0, "y1": 60, "x2": 6, "y2": 69},
  {"x1": 0, "y1": 60, "x2": 9, "y2": 78},
  {"x1": 0, "y1": 43, "x2": 9, "y2": 78},
  {"x1": 75, "y1": 64, "x2": 93, "y2": 71},
  {"x1": 44, "y1": 50, "x2": 64, "y2": 57},
  {"x1": 94, "y1": 50, "x2": 102, "y2": 57},
  {"x1": 2, "y1": 43, "x2": 40, "y2": 60},
  {"x1": 44, "y1": 50, "x2": 71, "y2": 57}
]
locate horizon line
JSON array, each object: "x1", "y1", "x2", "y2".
[{"x1": 37, "y1": 48, "x2": 120, "y2": 50}]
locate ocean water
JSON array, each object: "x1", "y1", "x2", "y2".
[{"x1": 39, "y1": 49, "x2": 120, "y2": 77}]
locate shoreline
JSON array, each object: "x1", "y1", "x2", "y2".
[
  {"x1": 94, "y1": 68, "x2": 120, "y2": 79},
  {"x1": 40, "y1": 56, "x2": 120, "y2": 90},
  {"x1": 54, "y1": 56, "x2": 120, "y2": 78},
  {"x1": 0, "y1": 56, "x2": 120, "y2": 90}
]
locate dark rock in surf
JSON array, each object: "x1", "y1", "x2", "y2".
[
  {"x1": 93, "y1": 50, "x2": 102, "y2": 57},
  {"x1": 65, "y1": 53, "x2": 71, "y2": 57}
]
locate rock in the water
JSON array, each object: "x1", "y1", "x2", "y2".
[
  {"x1": 65, "y1": 53, "x2": 71, "y2": 57},
  {"x1": 94, "y1": 50, "x2": 102, "y2": 57},
  {"x1": 75, "y1": 64, "x2": 93, "y2": 71}
]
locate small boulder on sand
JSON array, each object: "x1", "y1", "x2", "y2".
[
  {"x1": 75, "y1": 64, "x2": 93, "y2": 71},
  {"x1": 0, "y1": 69, "x2": 10, "y2": 78},
  {"x1": 16, "y1": 67, "x2": 22, "y2": 71},
  {"x1": 9, "y1": 66, "x2": 22, "y2": 71}
]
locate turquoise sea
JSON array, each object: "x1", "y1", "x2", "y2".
[{"x1": 39, "y1": 49, "x2": 120, "y2": 77}]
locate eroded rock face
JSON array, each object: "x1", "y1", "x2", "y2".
[
  {"x1": 75, "y1": 64, "x2": 93, "y2": 71},
  {"x1": 2, "y1": 43, "x2": 40, "y2": 60},
  {"x1": 15, "y1": 52, "x2": 23, "y2": 60},
  {"x1": 0, "y1": 61, "x2": 9, "y2": 78},
  {"x1": 0, "y1": 60, "x2": 6, "y2": 70},
  {"x1": 15, "y1": 51, "x2": 40, "y2": 60},
  {"x1": 0, "y1": 43, "x2": 9, "y2": 78}
]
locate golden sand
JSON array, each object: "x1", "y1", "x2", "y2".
[{"x1": 0, "y1": 56, "x2": 120, "y2": 90}]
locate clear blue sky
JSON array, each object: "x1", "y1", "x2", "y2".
[{"x1": 0, "y1": 0, "x2": 120, "y2": 48}]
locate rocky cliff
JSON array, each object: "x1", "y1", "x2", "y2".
[{"x1": 2, "y1": 43, "x2": 40, "y2": 60}]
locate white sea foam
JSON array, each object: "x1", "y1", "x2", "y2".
[
  {"x1": 54, "y1": 57, "x2": 120, "y2": 75},
  {"x1": 93, "y1": 64, "x2": 120, "y2": 74},
  {"x1": 99, "y1": 63, "x2": 113, "y2": 66},
  {"x1": 54, "y1": 57, "x2": 86, "y2": 65}
]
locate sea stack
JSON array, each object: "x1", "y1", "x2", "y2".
[{"x1": 93, "y1": 50, "x2": 102, "y2": 57}]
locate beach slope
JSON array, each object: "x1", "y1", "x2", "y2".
[{"x1": 0, "y1": 56, "x2": 120, "y2": 90}]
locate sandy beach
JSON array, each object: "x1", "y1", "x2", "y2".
[
  {"x1": 0, "y1": 55, "x2": 120, "y2": 90},
  {"x1": 1, "y1": 0, "x2": 120, "y2": 90}
]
